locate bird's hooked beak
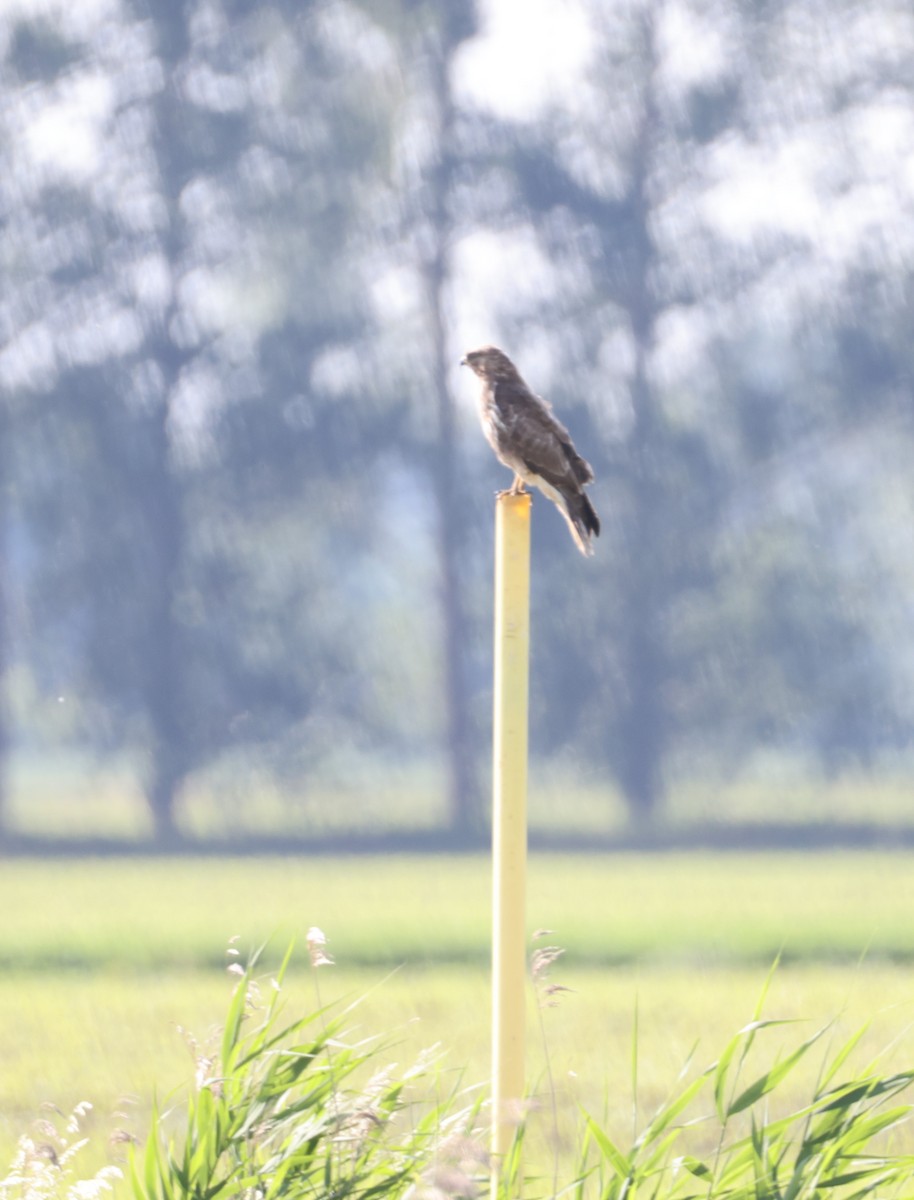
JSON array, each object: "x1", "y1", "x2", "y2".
[{"x1": 460, "y1": 355, "x2": 469, "y2": 367}]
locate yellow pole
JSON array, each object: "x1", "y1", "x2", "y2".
[{"x1": 491, "y1": 491, "x2": 531, "y2": 1192}]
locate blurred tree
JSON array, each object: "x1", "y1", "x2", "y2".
[
  {"x1": 135, "y1": 1, "x2": 192, "y2": 842},
  {"x1": 100, "y1": 0, "x2": 417, "y2": 838},
  {"x1": 0, "y1": 413, "x2": 7, "y2": 832},
  {"x1": 472, "y1": 0, "x2": 914, "y2": 823},
  {"x1": 415, "y1": 1, "x2": 483, "y2": 838},
  {"x1": 498, "y1": 3, "x2": 719, "y2": 825},
  {"x1": 681, "y1": 0, "x2": 914, "y2": 774},
  {"x1": 2, "y1": 0, "x2": 413, "y2": 840},
  {"x1": 600, "y1": 7, "x2": 668, "y2": 823},
  {"x1": 358, "y1": 0, "x2": 486, "y2": 838},
  {"x1": 3, "y1": 0, "x2": 914, "y2": 845},
  {"x1": 203, "y1": 1, "x2": 442, "y2": 812},
  {"x1": 0, "y1": 3, "x2": 203, "y2": 841}
]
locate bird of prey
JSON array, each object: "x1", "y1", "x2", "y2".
[{"x1": 461, "y1": 344, "x2": 600, "y2": 556}]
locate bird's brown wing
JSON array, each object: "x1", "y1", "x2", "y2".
[{"x1": 496, "y1": 379, "x2": 593, "y2": 490}]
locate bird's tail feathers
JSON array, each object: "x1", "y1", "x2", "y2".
[{"x1": 561, "y1": 490, "x2": 600, "y2": 557}]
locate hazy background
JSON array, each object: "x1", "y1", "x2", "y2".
[{"x1": 3, "y1": 0, "x2": 914, "y2": 848}]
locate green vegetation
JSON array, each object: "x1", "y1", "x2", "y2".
[
  {"x1": 124, "y1": 945, "x2": 466, "y2": 1200},
  {"x1": 4, "y1": 852, "x2": 914, "y2": 971},
  {"x1": 5, "y1": 948, "x2": 914, "y2": 1200},
  {"x1": 2, "y1": 851, "x2": 914, "y2": 1184}
]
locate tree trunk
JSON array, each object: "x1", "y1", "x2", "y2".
[
  {"x1": 618, "y1": 367, "x2": 666, "y2": 826},
  {"x1": 140, "y1": 2, "x2": 193, "y2": 845},
  {"x1": 429, "y1": 279, "x2": 480, "y2": 838},
  {"x1": 141, "y1": 399, "x2": 186, "y2": 844},
  {"x1": 424, "y1": 18, "x2": 482, "y2": 840},
  {"x1": 0, "y1": 424, "x2": 7, "y2": 838},
  {"x1": 617, "y1": 6, "x2": 667, "y2": 827}
]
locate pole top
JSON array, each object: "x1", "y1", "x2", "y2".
[{"x1": 495, "y1": 491, "x2": 532, "y2": 517}]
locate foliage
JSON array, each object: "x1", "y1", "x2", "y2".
[
  {"x1": 4, "y1": 0, "x2": 914, "y2": 837},
  {"x1": 572, "y1": 969, "x2": 914, "y2": 1200},
  {"x1": 0, "y1": 1102, "x2": 121, "y2": 1200},
  {"x1": 7, "y1": 947, "x2": 914, "y2": 1200},
  {"x1": 128, "y1": 944, "x2": 485, "y2": 1200},
  {"x1": 0, "y1": 0, "x2": 419, "y2": 839},
  {"x1": 484, "y1": 0, "x2": 914, "y2": 820}
]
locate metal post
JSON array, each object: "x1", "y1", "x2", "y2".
[{"x1": 491, "y1": 491, "x2": 531, "y2": 1193}]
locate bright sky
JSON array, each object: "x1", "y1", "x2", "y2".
[
  {"x1": 448, "y1": 0, "x2": 595, "y2": 371},
  {"x1": 453, "y1": 0, "x2": 594, "y2": 122}
]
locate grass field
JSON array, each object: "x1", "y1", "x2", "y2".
[
  {"x1": 5, "y1": 851, "x2": 914, "y2": 969},
  {"x1": 4, "y1": 852, "x2": 914, "y2": 1180}
]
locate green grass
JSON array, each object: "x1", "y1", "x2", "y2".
[
  {"x1": 3, "y1": 852, "x2": 914, "y2": 970},
  {"x1": 3, "y1": 852, "x2": 914, "y2": 1180},
  {"x1": 4, "y1": 964, "x2": 914, "y2": 1188},
  {"x1": 111, "y1": 954, "x2": 914, "y2": 1200}
]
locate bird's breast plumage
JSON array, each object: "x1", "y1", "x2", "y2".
[{"x1": 478, "y1": 384, "x2": 524, "y2": 473}]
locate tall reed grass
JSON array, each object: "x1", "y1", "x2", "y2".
[{"x1": 3, "y1": 945, "x2": 914, "y2": 1200}]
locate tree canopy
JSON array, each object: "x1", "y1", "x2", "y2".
[{"x1": 2, "y1": 0, "x2": 914, "y2": 841}]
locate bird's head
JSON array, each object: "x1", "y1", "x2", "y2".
[{"x1": 460, "y1": 345, "x2": 519, "y2": 381}]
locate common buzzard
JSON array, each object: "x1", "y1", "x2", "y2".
[{"x1": 461, "y1": 345, "x2": 600, "y2": 556}]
